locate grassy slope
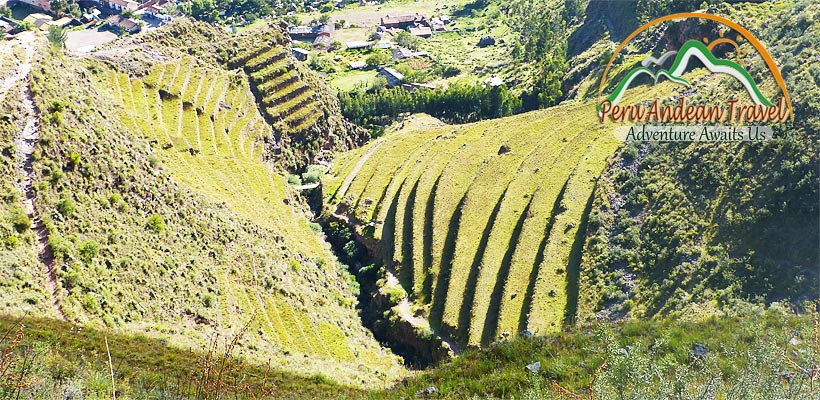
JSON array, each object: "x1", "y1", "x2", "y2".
[
  {"x1": 379, "y1": 306, "x2": 818, "y2": 399},
  {"x1": 0, "y1": 32, "x2": 403, "y2": 395},
  {"x1": 325, "y1": 82, "x2": 674, "y2": 347},
  {"x1": 576, "y1": 0, "x2": 820, "y2": 322}
]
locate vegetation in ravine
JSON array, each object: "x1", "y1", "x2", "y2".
[
  {"x1": 325, "y1": 84, "x2": 673, "y2": 348},
  {"x1": 339, "y1": 82, "x2": 522, "y2": 127}
]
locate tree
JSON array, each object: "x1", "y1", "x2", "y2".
[
  {"x1": 395, "y1": 31, "x2": 421, "y2": 50},
  {"x1": 0, "y1": 6, "x2": 11, "y2": 18},
  {"x1": 511, "y1": 40, "x2": 522, "y2": 59},
  {"x1": 17, "y1": 21, "x2": 33, "y2": 31},
  {"x1": 47, "y1": 26, "x2": 67, "y2": 49},
  {"x1": 191, "y1": 0, "x2": 215, "y2": 20},
  {"x1": 50, "y1": 0, "x2": 67, "y2": 15},
  {"x1": 365, "y1": 52, "x2": 390, "y2": 67}
]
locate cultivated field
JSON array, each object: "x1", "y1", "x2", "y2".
[
  {"x1": 91, "y1": 55, "x2": 401, "y2": 385},
  {"x1": 326, "y1": 83, "x2": 674, "y2": 347}
]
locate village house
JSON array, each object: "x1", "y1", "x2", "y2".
[
  {"x1": 96, "y1": 0, "x2": 140, "y2": 12},
  {"x1": 15, "y1": 0, "x2": 52, "y2": 12},
  {"x1": 287, "y1": 24, "x2": 334, "y2": 48},
  {"x1": 349, "y1": 61, "x2": 366, "y2": 70},
  {"x1": 291, "y1": 47, "x2": 310, "y2": 61},
  {"x1": 375, "y1": 39, "x2": 393, "y2": 49},
  {"x1": 22, "y1": 12, "x2": 52, "y2": 30},
  {"x1": 378, "y1": 67, "x2": 404, "y2": 88},
  {"x1": 380, "y1": 13, "x2": 427, "y2": 29},
  {"x1": 106, "y1": 14, "x2": 141, "y2": 33},
  {"x1": 430, "y1": 17, "x2": 446, "y2": 31},
  {"x1": 391, "y1": 47, "x2": 413, "y2": 60},
  {"x1": 81, "y1": 8, "x2": 102, "y2": 23},
  {"x1": 409, "y1": 26, "x2": 432, "y2": 38},
  {"x1": 313, "y1": 32, "x2": 331, "y2": 47},
  {"x1": 139, "y1": 0, "x2": 175, "y2": 22},
  {"x1": 287, "y1": 24, "x2": 332, "y2": 39},
  {"x1": 346, "y1": 41, "x2": 372, "y2": 50},
  {"x1": 392, "y1": 47, "x2": 433, "y2": 61},
  {"x1": 0, "y1": 19, "x2": 13, "y2": 36}
]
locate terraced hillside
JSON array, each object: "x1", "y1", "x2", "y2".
[
  {"x1": 325, "y1": 85, "x2": 671, "y2": 347},
  {"x1": 92, "y1": 57, "x2": 405, "y2": 382},
  {"x1": 226, "y1": 23, "x2": 367, "y2": 171},
  {"x1": 0, "y1": 30, "x2": 402, "y2": 391},
  {"x1": 96, "y1": 18, "x2": 367, "y2": 172}
]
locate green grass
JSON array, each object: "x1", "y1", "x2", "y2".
[
  {"x1": 3, "y1": 48, "x2": 405, "y2": 389},
  {"x1": 377, "y1": 306, "x2": 819, "y2": 399},
  {"x1": 325, "y1": 81, "x2": 679, "y2": 347},
  {"x1": 0, "y1": 314, "x2": 374, "y2": 399},
  {"x1": 328, "y1": 70, "x2": 377, "y2": 92}
]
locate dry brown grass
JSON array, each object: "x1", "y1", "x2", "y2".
[
  {"x1": 194, "y1": 315, "x2": 276, "y2": 400},
  {"x1": 0, "y1": 314, "x2": 36, "y2": 396},
  {"x1": 551, "y1": 357, "x2": 608, "y2": 400}
]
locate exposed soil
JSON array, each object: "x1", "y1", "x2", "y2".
[{"x1": 8, "y1": 32, "x2": 68, "y2": 321}]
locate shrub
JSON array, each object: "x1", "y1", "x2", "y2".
[
  {"x1": 10, "y1": 207, "x2": 31, "y2": 233},
  {"x1": 49, "y1": 234, "x2": 71, "y2": 259},
  {"x1": 289, "y1": 260, "x2": 301, "y2": 272},
  {"x1": 146, "y1": 214, "x2": 165, "y2": 233},
  {"x1": 365, "y1": 52, "x2": 390, "y2": 67},
  {"x1": 4, "y1": 235, "x2": 18, "y2": 249},
  {"x1": 78, "y1": 240, "x2": 99, "y2": 263},
  {"x1": 202, "y1": 293, "x2": 214, "y2": 308},
  {"x1": 56, "y1": 197, "x2": 76, "y2": 216},
  {"x1": 287, "y1": 174, "x2": 301, "y2": 185},
  {"x1": 301, "y1": 168, "x2": 322, "y2": 184}
]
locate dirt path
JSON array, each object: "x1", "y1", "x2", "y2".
[
  {"x1": 9, "y1": 32, "x2": 68, "y2": 321},
  {"x1": 335, "y1": 138, "x2": 385, "y2": 200}
]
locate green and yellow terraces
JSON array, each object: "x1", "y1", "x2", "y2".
[
  {"x1": 232, "y1": 46, "x2": 323, "y2": 133},
  {"x1": 93, "y1": 57, "x2": 400, "y2": 385},
  {"x1": 325, "y1": 87, "x2": 671, "y2": 348}
]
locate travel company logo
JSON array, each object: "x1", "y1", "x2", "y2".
[{"x1": 597, "y1": 12, "x2": 794, "y2": 142}]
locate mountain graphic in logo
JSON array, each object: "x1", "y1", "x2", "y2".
[{"x1": 605, "y1": 40, "x2": 771, "y2": 108}]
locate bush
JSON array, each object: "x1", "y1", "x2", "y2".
[
  {"x1": 289, "y1": 260, "x2": 301, "y2": 272},
  {"x1": 287, "y1": 174, "x2": 301, "y2": 185},
  {"x1": 56, "y1": 197, "x2": 76, "y2": 216},
  {"x1": 203, "y1": 293, "x2": 214, "y2": 308},
  {"x1": 49, "y1": 234, "x2": 71, "y2": 259},
  {"x1": 301, "y1": 165, "x2": 323, "y2": 184},
  {"x1": 146, "y1": 214, "x2": 165, "y2": 233},
  {"x1": 10, "y1": 207, "x2": 31, "y2": 233},
  {"x1": 78, "y1": 240, "x2": 99, "y2": 263},
  {"x1": 365, "y1": 52, "x2": 390, "y2": 67}
]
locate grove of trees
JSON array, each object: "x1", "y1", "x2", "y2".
[{"x1": 339, "y1": 83, "x2": 522, "y2": 126}]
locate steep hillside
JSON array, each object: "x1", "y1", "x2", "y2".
[
  {"x1": 381, "y1": 305, "x2": 819, "y2": 399},
  {"x1": 324, "y1": 0, "x2": 818, "y2": 351},
  {"x1": 0, "y1": 27, "x2": 402, "y2": 394},
  {"x1": 97, "y1": 19, "x2": 367, "y2": 172},
  {"x1": 325, "y1": 84, "x2": 676, "y2": 348},
  {"x1": 577, "y1": 1, "x2": 819, "y2": 321}
]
